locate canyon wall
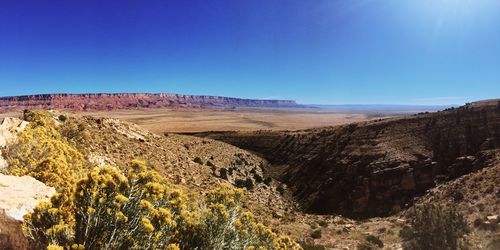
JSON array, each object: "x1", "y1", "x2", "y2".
[
  {"x1": 0, "y1": 93, "x2": 301, "y2": 111},
  {"x1": 194, "y1": 100, "x2": 500, "y2": 218}
]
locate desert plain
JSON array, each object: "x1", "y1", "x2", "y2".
[{"x1": 76, "y1": 108, "x2": 373, "y2": 133}]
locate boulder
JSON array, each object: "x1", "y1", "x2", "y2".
[
  {"x1": 0, "y1": 174, "x2": 56, "y2": 249},
  {"x1": 486, "y1": 215, "x2": 499, "y2": 223},
  {"x1": 1, "y1": 118, "x2": 23, "y2": 147}
]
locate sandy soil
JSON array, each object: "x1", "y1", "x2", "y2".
[{"x1": 80, "y1": 108, "x2": 374, "y2": 133}]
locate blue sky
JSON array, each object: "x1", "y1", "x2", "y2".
[{"x1": 0, "y1": 0, "x2": 499, "y2": 105}]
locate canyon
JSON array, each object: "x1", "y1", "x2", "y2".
[{"x1": 192, "y1": 100, "x2": 500, "y2": 218}]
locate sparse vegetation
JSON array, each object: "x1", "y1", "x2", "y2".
[
  {"x1": 299, "y1": 242, "x2": 326, "y2": 250},
  {"x1": 193, "y1": 156, "x2": 204, "y2": 165},
  {"x1": 310, "y1": 229, "x2": 322, "y2": 239},
  {"x1": 365, "y1": 234, "x2": 383, "y2": 248},
  {"x1": 8, "y1": 111, "x2": 301, "y2": 249},
  {"x1": 253, "y1": 173, "x2": 263, "y2": 183},
  {"x1": 277, "y1": 184, "x2": 286, "y2": 194},
  {"x1": 58, "y1": 114, "x2": 67, "y2": 122},
  {"x1": 219, "y1": 168, "x2": 228, "y2": 180},
  {"x1": 317, "y1": 220, "x2": 328, "y2": 228},
  {"x1": 400, "y1": 203, "x2": 470, "y2": 250},
  {"x1": 206, "y1": 160, "x2": 216, "y2": 167},
  {"x1": 264, "y1": 177, "x2": 273, "y2": 186},
  {"x1": 235, "y1": 177, "x2": 254, "y2": 190}
]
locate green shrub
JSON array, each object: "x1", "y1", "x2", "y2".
[
  {"x1": 235, "y1": 178, "x2": 254, "y2": 190},
  {"x1": 318, "y1": 220, "x2": 328, "y2": 228},
  {"x1": 365, "y1": 235, "x2": 383, "y2": 248},
  {"x1": 254, "y1": 173, "x2": 263, "y2": 183},
  {"x1": 277, "y1": 184, "x2": 286, "y2": 194},
  {"x1": 59, "y1": 119, "x2": 91, "y2": 147},
  {"x1": 357, "y1": 242, "x2": 374, "y2": 250},
  {"x1": 486, "y1": 238, "x2": 500, "y2": 250},
  {"x1": 235, "y1": 179, "x2": 245, "y2": 188},
  {"x1": 300, "y1": 243, "x2": 326, "y2": 250},
  {"x1": 356, "y1": 234, "x2": 383, "y2": 250},
  {"x1": 219, "y1": 168, "x2": 228, "y2": 180},
  {"x1": 310, "y1": 229, "x2": 322, "y2": 239},
  {"x1": 58, "y1": 115, "x2": 67, "y2": 122},
  {"x1": 400, "y1": 203, "x2": 470, "y2": 250},
  {"x1": 264, "y1": 177, "x2": 273, "y2": 186},
  {"x1": 193, "y1": 157, "x2": 204, "y2": 165}
]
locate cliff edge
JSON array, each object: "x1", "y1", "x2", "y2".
[{"x1": 0, "y1": 93, "x2": 301, "y2": 111}]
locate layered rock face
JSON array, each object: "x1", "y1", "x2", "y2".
[
  {"x1": 0, "y1": 93, "x2": 301, "y2": 111},
  {"x1": 195, "y1": 100, "x2": 500, "y2": 218},
  {"x1": 0, "y1": 174, "x2": 56, "y2": 249}
]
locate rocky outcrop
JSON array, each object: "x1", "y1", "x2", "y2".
[
  {"x1": 0, "y1": 174, "x2": 56, "y2": 249},
  {"x1": 1, "y1": 118, "x2": 29, "y2": 170},
  {"x1": 194, "y1": 100, "x2": 500, "y2": 218},
  {"x1": 0, "y1": 93, "x2": 301, "y2": 111},
  {"x1": 0, "y1": 118, "x2": 28, "y2": 147}
]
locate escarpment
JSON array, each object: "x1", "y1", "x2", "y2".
[
  {"x1": 0, "y1": 93, "x2": 301, "y2": 111},
  {"x1": 193, "y1": 100, "x2": 500, "y2": 218}
]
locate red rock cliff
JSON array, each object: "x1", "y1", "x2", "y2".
[{"x1": 0, "y1": 93, "x2": 301, "y2": 111}]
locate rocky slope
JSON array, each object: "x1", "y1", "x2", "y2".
[
  {"x1": 412, "y1": 159, "x2": 500, "y2": 249},
  {"x1": 48, "y1": 114, "x2": 299, "y2": 220},
  {"x1": 0, "y1": 93, "x2": 301, "y2": 112},
  {"x1": 192, "y1": 100, "x2": 500, "y2": 218},
  {"x1": 1, "y1": 112, "x2": 304, "y2": 247},
  {"x1": 0, "y1": 174, "x2": 56, "y2": 249}
]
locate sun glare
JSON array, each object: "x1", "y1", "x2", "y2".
[
  {"x1": 416, "y1": 0, "x2": 497, "y2": 19},
  {"x1": 396, "y1": 0, "x2": 500, "y2": 37}
]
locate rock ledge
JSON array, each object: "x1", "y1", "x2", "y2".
[{"x1": 0, "y1": 174, "x2": 55, "y2": 249}]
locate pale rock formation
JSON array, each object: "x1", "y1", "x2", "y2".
[
  {"x1": 1, "y1": 118, "x2": 24, "y2": 147},
  {"x1": 0, "y1": 174, "x2": 56, "y2": 249},
  {"x1": 0, "y1": 117, "x2": 28, "y2": 171}
]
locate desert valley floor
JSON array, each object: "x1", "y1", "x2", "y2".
[{"x1": 84, "y1": 108, "x2": 375, "y2": 133}]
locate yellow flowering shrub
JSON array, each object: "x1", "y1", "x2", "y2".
[
  {"x1": 7, "y1": 110, "x2": 84, "y2": 230},
  {"x1": 16, "y1": 111, "x2": 301, "y2": 249},
  {"x1": 46, "y1": 245, "x2": 64, "y2": 250},
  {"x1": 6, "y1": 110, "x2": 84, "y2": 190},
  {"x1": 177, "y1": 184, "x2": 301, "y2": 250},
  {"x1": 23, "y1": 200, "x2": 73, "y2": 249},
  {"x1": 25, "y1": 163, "x2": 301, "y2": 249},
  {"x1": 166, "y1": 244, "x2": 180, "y2": 250}
]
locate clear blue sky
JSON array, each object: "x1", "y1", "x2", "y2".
[{"x1": 1, "y1": 0, "x2": 499, "y2": 105}]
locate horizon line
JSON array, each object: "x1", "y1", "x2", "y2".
[{"x1": 0, "y1": 92, "x2": 495, "y2": 107}]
